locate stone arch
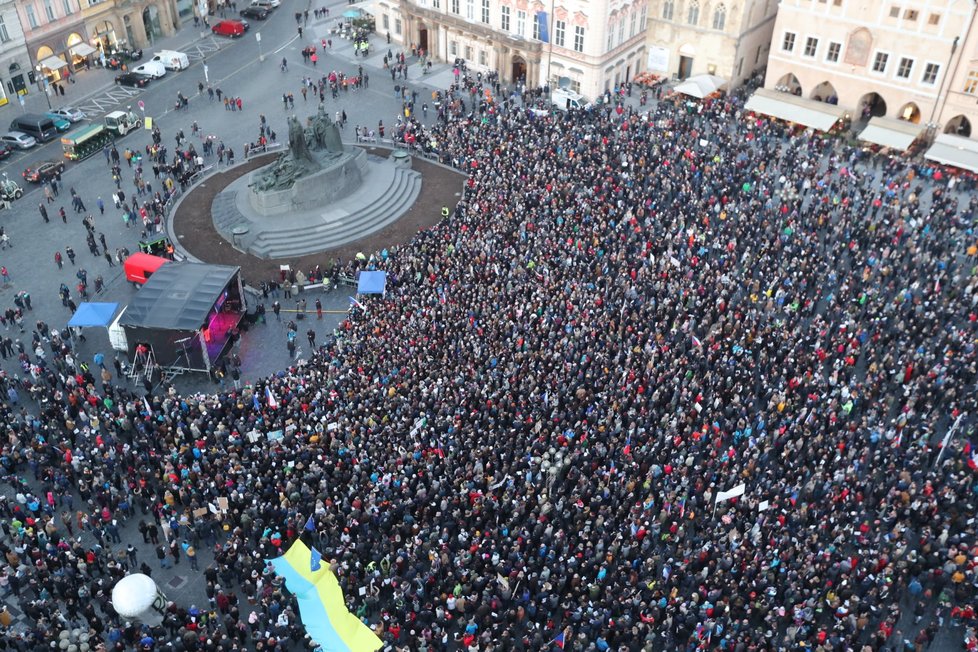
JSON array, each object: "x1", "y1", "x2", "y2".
[
  {"x1": 945, "y1": 115, "x2": 972, "y2": 137},
  {"x1": 775, "y1": 72, "x2": 802, "y2": 96},
  {"x1": 810, "y1": 80, "x2": 838, "y2": 104},
  {"x1": 898, "y1": 101, "x2": 921, "y2": 123},
  {"x1": 858, "y1": 92, "x2": 887, "y2": 118}
]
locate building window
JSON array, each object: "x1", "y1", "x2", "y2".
[
  {"x1": 606, "y1": 24, "x2": 614, "y2": 50},
  {"x1": 465, "y1": 0, "x2": 473, "y2": 20},
  {"x1": 617, "y1": 18, "x2": 624, "y2": 44},
  {"x1": 803, "y1": 36, "x2": 817, "y2": 57},
  {"x1": 464, "y1": 45, "x2": 472, "y2": 59},
  {"x1": 532, "y1": 14, "x2": 540, "y2": 39},
  {"x1": 896, "y1": 57, "x2": 913, "y2": 79},
  {"x1": 382, "y1": 13, "x2": 389, "y2": 29},
  {"x1": 516, "y1": 10, "x2": 526, "y2": 36},
  {"x1": 501, "y1": 6, "x2": 510, "y2": 31},
  {"x1": 687, "y1": 0, "x2": 699, "y2": 24},
  {"x1": 782, "y1": 32, "x2": 795, "y2": 52},
  {"x1": 904, "y1": 9, "x2": 917, "y2": 20},
  {"x1": 712, "y1": 3, "x2": 726, "y2": 30},
  {"x1": 922, "y1": 62, "x2": 940, "y2": 84},
  {"x1": 43, "y1": 0, "x2": 55, "y2": 21},
  {"x1": 833, "y1": 0, "x2": 841, "y2": 5},
  {"x1": 826, "y1": 41, "x2": 841, "y2": 62},
  {"x1": 888, "y1": 6, "x2": 899, "y2": 17},
  {"x1": 62, "y1": 0, "x2": 72, "y2": 13},
  {"x1": 450, "y1": 0, "x2": 458, "y2": 14},
  {"x1": 479, "y1": 49, "x2": 487, "y2": 65},
  {"x1": 0, "y1": 16, "x2": 9, "y2": 42},
  {"x1": 26, "y1": 5, "x2": 37, "y2": 27},
  {"x1": 872, "y1": 51, "x2": 888, "y2": 73},
  {"x1": 928, "y1": 13, "x2": 940, "y2": 25},
  {"x1": 629, "y1": 10, "x2": 636, "y2": 37},
  {"x1": 449, "y1": 40, "x2": 457, "y2": 55},
  {"x1": 480, "y1": 0, "x2": 488, "y2": 23},
  {"x1": 394, "y1": 16, "x2": 401, "y2": 33},
  {"x1": 573, "y1": 25, "x2": 584, "y2": 52},
  {"x1": 964, "y1": 69, "x2": 978, "y2": 94},
  {"x1": 640, "y1": 4, "x2": 647, "y2": 29},
  {"x1": 736, "y1": 57, "x2": 743, "y2": 76},
  {"x1": 554, "y1": 19, "x2": 565, "y2": 46},
  {"x1": 662, "y1": 0, "x2": 674, "y2": 20}
]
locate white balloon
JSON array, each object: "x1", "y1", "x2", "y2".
[{"x1": 111, "y1": 574, "x2": 168, "y2": 626}]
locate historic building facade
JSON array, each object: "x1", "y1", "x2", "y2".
[
  {"x1": 384, "y1": 0, "x2": 648, "y2": 98},
  {"x1": 643, "y1": 0, "x2": 778, "y2": 86},
  {"x1": 764, "y1": 0, "x2": 975, "y2": 128}
]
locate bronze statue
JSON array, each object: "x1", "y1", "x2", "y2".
[
  {"x1": 250, "y1": 106, "x2": 346, "y2": 191},
  {"x1": 288, "y1": 115, "x2": 315, "y2": 163}
]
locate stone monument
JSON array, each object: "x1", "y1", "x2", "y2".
[
  {"x1": 246, "y1": 105, "x2": 369, "y2": 214},
  {"x1": 209, "y1": 102, "x2": 424, "y2": 259}
]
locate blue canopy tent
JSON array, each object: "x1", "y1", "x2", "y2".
[
  {"x1": 68, "y1": 302, "x2": 119, "y2": 328},
  {"x1": 357, "y1": 271, "x2": 387, "y2": 296}
]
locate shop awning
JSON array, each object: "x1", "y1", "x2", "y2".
[
  {"x1": 673, "y1": 74, "x2": 727, "y2": 99},
  {"x1": 39, "y1": 55, "x2": 68, "y2": 70},
  {"x1": 744, "y1": 88, "x2": 848, "y2": 132},
  {"x1": 924, "y1": 133, "x2": 978, "y2": 173},
  {"x1": 70, "y1": 43, "x2": 97, "y2": 57},
  {"x1": 857, "y1": 117, "x2": 926, "y2": 151}
]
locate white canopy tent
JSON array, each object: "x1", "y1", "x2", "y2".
[
  {"x1": 857, "y1": 117, "x2": 926, "y2": 151},
  {"x1": 673, "y1": 74, "x2": 727, "y2": 99},
  {"x1": 744, "y1": 88, "x2": 848, "y2": 132},
  {"x1": 925, "y1": 133, "x2": 978, "y2": 173}
]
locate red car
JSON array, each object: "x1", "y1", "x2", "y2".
[
  {"x1": 211, "y1": 19, "x2": 249, "y2": 37},
  {"x1": 23, "y1": 160, "x2": 65, "y2": 183}
]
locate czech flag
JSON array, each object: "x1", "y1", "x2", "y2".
[{"x1": 266, "y1": 387, "x2": 279, "y2": 409}]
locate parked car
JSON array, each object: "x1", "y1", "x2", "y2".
[
  {"x1": 240, "y1": 6, "x2": 270, "y2": 19},
  {"x1": 44, "y1": 113, "x2": 71, "y2": 132},
  {"x1": 22, "y1": 160, "x2": 65, "y2": 183},
  {"x1": 0, "y1": 132, "x2": 36, "y2": 150},
  {"x1": 49, "y1": 106, "x2": 86, "y2": 123},
  {"x1": 251, "y1": 0, "x2": 279, "y2": 8},
  {"x1": 211, "y1": 19, "x2": 249, "y2": 37},
  {"x1": 0, "y1": 143, "x2": 11, "y2": 160},
  {"x1": 114, "y1": 72, "x2": 152, "y2": 88},
  {"x1": 132, "y1": 61, "x2": 166, "y2": 78}
]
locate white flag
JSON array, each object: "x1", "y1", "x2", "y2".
[{"x1": 715, "y1": 483, "x2": 746, "y2": 503}]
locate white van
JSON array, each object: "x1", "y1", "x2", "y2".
[
  {"x1": 152, "y1": 50, "x2": 190, "y2": 71},
  {"x1": 132, "y1": 60, "x2": 167, "y2": 78},
  {"x1": 551, "y1": 88, "x2": 588, "y2": 111}
]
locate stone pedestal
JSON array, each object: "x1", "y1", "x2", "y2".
[{"x1": 247, "y1": 147, "x2": 370, "y2": 216}]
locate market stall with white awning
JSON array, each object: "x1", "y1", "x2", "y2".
[
  {"x1": 39, "y1": 55, "x2": 68, "y2": 70},
  {"x1": 744, "y1": 88, "x2": 848, "y2": 132},
  {"x1": 925, "y1": 133, "x2": 978, "y2": 173},
  {"x1": 857, "y1": 117, "x2": 926, "y2": 151},
  {"x1": 673, "y1": 74, "x2": 727, "y2": 99}
]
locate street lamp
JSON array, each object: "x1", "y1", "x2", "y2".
[{"x1": 34, "y1": 65, "x2": 52, "y2": 110}]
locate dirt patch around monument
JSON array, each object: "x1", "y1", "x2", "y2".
[{"x1": 172, "y1": 147, "x2": 465, "y2": 282}]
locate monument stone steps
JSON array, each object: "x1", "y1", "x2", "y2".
[
  {"x1": 249, "y1": 166, "x2": 416, "y2": 245},
  {"x1": 248, "y1": 168, "x2": 422, "y2": 258}
]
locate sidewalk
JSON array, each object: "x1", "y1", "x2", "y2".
[{"x1": 16, "y1": 21, "x2": 217, "y2": 116}]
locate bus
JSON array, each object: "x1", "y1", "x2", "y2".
[{"x1": 61, "y1": 124, "x2": 113, "y2": 161}]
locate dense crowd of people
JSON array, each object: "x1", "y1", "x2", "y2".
[{"x1": 0, "y1": 68, "x2": 976, "y2": 652}]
